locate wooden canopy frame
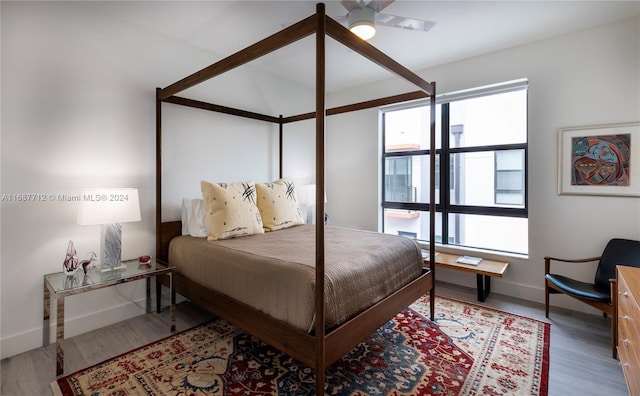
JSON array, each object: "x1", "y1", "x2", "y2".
[{"x1": 155, "y1": 4, "x2": 436, "y2": 394}]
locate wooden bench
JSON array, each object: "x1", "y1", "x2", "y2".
[{"x1": 423, "y1": 252, "x2": 509, "y2": 302}]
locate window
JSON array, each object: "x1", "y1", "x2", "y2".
[
  {"x1": 385, "y1": 157, "x2": 414, "y2": 202},
  {"x1": 495, "y1": 150, "x2": 525, "y2": 205},
  {"x1": 382, "y1": 80, "x2": 528, "y2": 255}
]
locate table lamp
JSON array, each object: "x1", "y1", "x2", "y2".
[
  {"x1": 77, "y1": 188, "x2": 141, "y2": 271},
  {"x1": 298, "y1": 184, "x2": 327, "y2": 224}
]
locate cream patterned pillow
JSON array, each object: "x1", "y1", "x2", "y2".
[
  {"x1": 256, "y1": 178, "x2": 304, "y2": 231},
  {"x1": 200, "y1": 180, "x2": 264, "y2": 240}
]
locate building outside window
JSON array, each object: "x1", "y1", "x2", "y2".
[{"x1": 381, "y1": 80, "x2": 528, "y2": 255}]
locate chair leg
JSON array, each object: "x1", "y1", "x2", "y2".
[{"x1": 545, "y1": 282, "x2": 550, "y2": 318}]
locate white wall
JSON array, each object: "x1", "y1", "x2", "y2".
[
  {"x1": 326, "y1": 16, "x2": 640, "y2": 312},
  {"x1": 0, "y1": 2, "x2": 313, "y2": 359}
]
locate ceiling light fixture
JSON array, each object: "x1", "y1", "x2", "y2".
[{"x1": 348, "y1": 7, "x2": 376, "y2": 40}]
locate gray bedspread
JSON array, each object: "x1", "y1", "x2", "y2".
[{"x1": 168, "y1": 224, "x2": 422, "y2": 332}]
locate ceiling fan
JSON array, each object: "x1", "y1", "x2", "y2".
[{"x1": 336, "y1": 0, "x2": 437, "y2": 40}]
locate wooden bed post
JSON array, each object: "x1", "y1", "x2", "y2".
[
  {"x1": 279, "y1": 115, "x2": 284, "y2": 179},
  {"x1": 155, "y1": 87, "x2": 164, "y2": 310},
  {"x1": 429, "y1": 86, "x2": 436, "y2": 321},
  {"x1": 315, "y1": 4, "x2": 326, "y2": 395},
  {"x1": 155, "y1": 87, "x2": 162, "y2": 260}
]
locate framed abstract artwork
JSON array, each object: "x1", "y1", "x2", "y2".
[{"x1": 558, "y1": 122, "x2": 640, "y2": 197}]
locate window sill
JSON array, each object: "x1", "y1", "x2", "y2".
[{"x1": 384, "y1": 210, "x2": 420, "y2": 219}]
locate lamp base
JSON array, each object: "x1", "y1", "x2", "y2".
[
  {"x1": 101, "y1": 223, "x2": 123, "y2": 270},
  {"x1": 100, "y1": 263, "x2": 127, "y2": 272}
]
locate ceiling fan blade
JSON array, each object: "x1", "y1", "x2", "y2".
[
  {"x1": 372, "y1": 0, "x2": 395, "y2": 12},
  {"x1": 340, "y1": 0, "x2": 394, "y2": 12},
  {"x1": 339, "y1": 0, "x2": 363, "y2": 12},
  {"x1": 375, "y1": 13, "x2": 436, "y2": 32}
]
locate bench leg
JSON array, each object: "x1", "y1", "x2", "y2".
[{"x1": 476, "y1": 274, "x2": 491, "y2": 302}]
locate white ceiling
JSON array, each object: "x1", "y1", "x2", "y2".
[{"x1": 86, "y1": 0, "x2": 640, "y2": 93}]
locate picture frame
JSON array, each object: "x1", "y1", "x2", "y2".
[{"x1": 558, "y1": 122, "x2": 640, "y2": 197}]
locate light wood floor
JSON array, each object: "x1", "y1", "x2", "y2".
[{"x1": 0, "y1": 282, "x2": 629, "y2": 396}]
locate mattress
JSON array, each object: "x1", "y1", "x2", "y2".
[{"x1": 168, "y1": 224, "x2": 423, "y2": 332}]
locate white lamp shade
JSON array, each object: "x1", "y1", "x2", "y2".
[
  {"x1": 298, "y1": 184, "x2": 327, "y2": 206},
  {"x1": 77, "y1": 188, "x2": 141, "y2": 225}
]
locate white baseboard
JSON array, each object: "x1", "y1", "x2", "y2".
[
  {"x1": 435, "y1": 268, "x2": 602, "y2": 316},
  {"x1": 2, "y1": 273, "x2": 601, "y2": 360},
  {"x1": 2, "y1": 298, "x2": 148, "y2": 360}
]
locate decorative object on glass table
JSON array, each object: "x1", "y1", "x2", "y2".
[
  {"x1": 79, "y1": 252, "x2": 97, "y2": 275},
  {"x1": 456, "y1": 256, "x2": 483, "y2": 265},
  {"x1": 63, "y1": 240, "x2": 79, "y2": 276},
  {"x1": 64, "y1": 276, "x2": 79, "y2": 289},
  {"x1": 138, "y1": 255, "x2": 152, "y2": 270}
]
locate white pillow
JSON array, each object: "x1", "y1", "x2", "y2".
[
  {"x1": 256, "y1": 177, "x2": 305, "y2": 231},
  {"x1": 181, "y1": 198, "x2": 208, "y2": 238},
  {"x1": 181, "y1": 198, "x2": 191, "y2": 235},
  {"x1": 201, "y1": 180, "x2": 264, "y2": 240}
]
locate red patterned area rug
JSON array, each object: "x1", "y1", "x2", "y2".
[{"x1": 51, "y1": 295, "x2": 549, "y2": 396}]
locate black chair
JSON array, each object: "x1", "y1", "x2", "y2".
[{"x1": 544, "y1": 238, "x2": 640, "y2": 358}]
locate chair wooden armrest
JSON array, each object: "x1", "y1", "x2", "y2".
[{"x1": 544, "y1": 255, "x2": 601, "y2": 274}]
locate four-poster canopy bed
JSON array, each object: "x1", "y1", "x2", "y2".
[{"x1": 155, "y1": 3, "x2": 437, "y2": 394}]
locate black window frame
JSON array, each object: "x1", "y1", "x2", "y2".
[{"x1": 381, "y1": 86, "x2": 528, "y2": 253}]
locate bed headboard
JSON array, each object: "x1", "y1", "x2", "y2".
[{"x1": 157, "y1": 221, "x2": 182, "y2": 265}]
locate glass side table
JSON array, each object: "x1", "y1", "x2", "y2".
[{"x1": 43, "y1": 258, "x2": 175, "y2": 377}]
